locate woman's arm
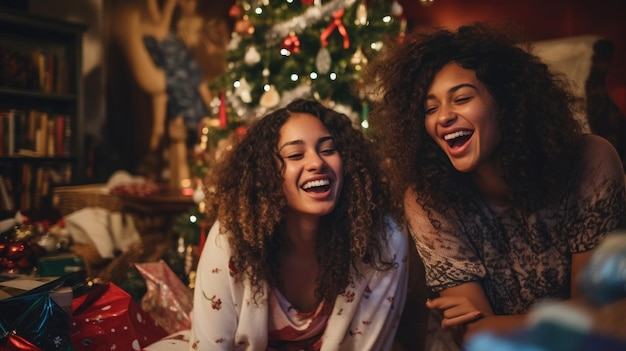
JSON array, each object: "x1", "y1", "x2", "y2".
[
  {"x1": 189, "y1": 222, "x2": 247, "y2": 350},
  {"x1": 403, "y1": 188, "x2": 525, "y2": 341},
  {"x1": 428, "y1": 283, "x2": 527, "y2": 341}
]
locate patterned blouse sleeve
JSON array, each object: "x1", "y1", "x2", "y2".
[
  {"x1": 405, "y1": 188, "x2": 487, "y2": 292},
  {"x1": 567, "y1": 135, "x2": 626, "y2": 252},
  {"x1": 189, "y1": 221, "x2": 244, "y2": 350}
]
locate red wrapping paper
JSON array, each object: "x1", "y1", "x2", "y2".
[{"x1": 70, "y1": 282, "x2": 167, "y2": 351}]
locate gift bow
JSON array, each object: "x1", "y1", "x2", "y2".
[{"x1": 320, "y1": 9, "x2": 350, "y2": 49}]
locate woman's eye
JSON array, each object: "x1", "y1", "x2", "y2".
[
  {"x1": 424, "y1": 106, "x2": 437, "y2": 115},
  {"x1": 454, "y1": 96, "x2": 471, "y2": 104},
  {"x1": 285, "y1": 153, "x2": 303, "y2": 159},
  {"x1": 320, "y1": 148, "x2": 336, "y2": 155}
]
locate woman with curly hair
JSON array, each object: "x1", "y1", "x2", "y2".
[
  {"x1": 189, "y1": 98, "x2": 408, "y2": 350},
  {"x1": 361, "y1": 22, "x2": 626, "y2": 344}
]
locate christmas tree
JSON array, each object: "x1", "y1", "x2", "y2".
[
  {"x1": 211, "y1": 0, "x2": 406, "y2": 128},
  {"x1": 179, "y1": 0, "x2": 406, "y2": 278}
]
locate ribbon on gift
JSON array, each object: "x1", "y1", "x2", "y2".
[
  {"x1": 320, "y1": 9, "x2": 350, "y2": 49},
  {"x1": 3, "y1": 333, "x2": 43, "y2": 351}
]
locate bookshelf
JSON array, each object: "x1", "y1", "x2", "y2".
[{"x1": 0, "y1": 9, "x2": 85, "y2": 212}]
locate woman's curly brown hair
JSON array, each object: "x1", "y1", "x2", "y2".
[
  {"x1": 361, "y1": 22, "x2": 584, "y2": 214},
  {"x1": 204, "y1": 98, "x2": 402, "y2": 304}
]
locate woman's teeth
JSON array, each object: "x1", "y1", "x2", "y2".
[
  {"x1": 444, "y1": 130, "x2": 472, "y2": 141},
  {"x1": 302, "y1": 179, "x2": 330, "y2": 190}
]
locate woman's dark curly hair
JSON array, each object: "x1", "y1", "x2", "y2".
[
  {"x1": 204, "y1": 98, "x2": 402, "y2": 304},
  {"x1": 361, "y1": 22, "x2": 584, "y2": 213}
]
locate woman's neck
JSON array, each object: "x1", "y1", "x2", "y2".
[
  {"x1": 470, "y1": 162, "x2": 511, "y2": 207},
  {"x1": 282, "y1": 213, "x2": 319, "y2": 255}
]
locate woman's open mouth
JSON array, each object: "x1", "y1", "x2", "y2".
[
  {"x1": 444, "y1": 130, "x2": 473, "y2": 148},
  {"x1": 302, "y1": 179, "x2": 332, "y2": 193}
]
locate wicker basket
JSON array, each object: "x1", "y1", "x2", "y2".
[{"x1": 53, "y1": 184, "x2": 124, "y2": 216}]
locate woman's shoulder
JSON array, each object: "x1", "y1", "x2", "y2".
[
  {"x1": 579, "y1": 134, "x2": 623, "y2": 174},
  {"x1": 383, "y1": 215, "x2": 409, "y2": 249},
  {"x1": 205, "y1": 220, "x2": 233, "y2": 254}
]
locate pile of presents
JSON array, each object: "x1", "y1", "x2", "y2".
[
  {"x1": 0, "y1": 261, "x2": 192, "y2": 350},
  {"x1": 0, "y1": 211, "x2": 194, "y2": 350}
]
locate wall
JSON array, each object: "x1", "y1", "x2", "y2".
[{"x1": 399, "y1": 0, "x2": 626, "y2": 115}]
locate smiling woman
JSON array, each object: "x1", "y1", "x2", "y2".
[
  {"x1": 362, "y1": 22, "x2": 626, "y2": 349},
  {"x1": 189, "y1": 98, "x2": 409, "y2": 350}
]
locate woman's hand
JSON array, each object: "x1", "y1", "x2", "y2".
[{"x1": 426, "y1": 295, "x2": 484, "y2": 329}]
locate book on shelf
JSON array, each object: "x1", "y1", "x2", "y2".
[
  {"x1": 9, "y1": 162, "x2": 72, "y2": 210},
  {"x1": 34, "y1": 50, "x2": 58, "y2": 94},
  {"x1": 63, "y1": 115, "x2": 71, "y2": 157},
  {"x1": 0, "y1": 111, "x2": 4, "y2": 156},
  {"x1": 20, "y1": 163, "x2": 32, "y2": 210},
  {"x1": 55, "y1": 54, "x2": 69, "y2": 94},
  {"x1": 0, "y1": 174, "x2": 15, "y2": 212},
  {"x1": 54, "y1": 114, "x2": 65, "y2": 157},
  {"x1": 6, "y1": 109, "x2": 15, "y2": 156},
  {"x1": 0, "y1": 108, "x2": 71, "y2": 158}
]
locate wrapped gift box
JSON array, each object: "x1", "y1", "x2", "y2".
[
  {"x1": 70, "y1": 282, "x2": 168, "y2": 350},
  {"x1": 37, "y1": 252, "x2": 85, "y2": 277},
  {"x1": 0, "y1": 273, "x2": 79, "y2": 350}
]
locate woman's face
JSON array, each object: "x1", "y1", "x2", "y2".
[
  {"x1": 277, "y1": 113, "x2": 344, "y2": 218},
  {"x1": 424, "y1": 63, "x2": 501, "y2": 173}
]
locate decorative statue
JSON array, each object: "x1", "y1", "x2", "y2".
[{"x1": 111, "y1": 0, "x2": 229, "y2": 189}]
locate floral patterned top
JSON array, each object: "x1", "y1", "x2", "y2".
[
  {"x1": 412, "y1": 135, "x2": 626, "y2": 315},
  {"x1": 189, "y1": 217, "x2": 408, "y2": 351}
]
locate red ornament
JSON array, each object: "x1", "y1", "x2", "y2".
[
  {"x1": 229, "y1": 4, "x2": 243, "y2": 18},
  {"x1": 5, "y1": 241, "x2": 27, "y2": 260},
  {"x1": 282, "y1": 32, "x2": 301, "y2": 54},
  {"x1": 301, "y1": 0, "x2": 314, "y2": 5},
  {"x1": 219, "y1": 90, "x2": 228, "y2": 129},
  {"x1": 234, "y1": 125, "x2": 248, "y2": 138},
  {"x1": 234, "y1": 19, "x2": 254, "y2": 36}
]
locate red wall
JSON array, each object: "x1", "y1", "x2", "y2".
[{"x1": 399, "y1": 0, "x2": 626, "y2": 115}]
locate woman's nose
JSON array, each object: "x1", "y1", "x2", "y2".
[
  {"x1": 305, "y1": 152, "x2": 326, "y2": 172},
  {"x1": 437, "y1": 105, "x2": 457, "y2": 126}
]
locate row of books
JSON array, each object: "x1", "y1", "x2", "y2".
[
  {"x1": 0, "y1": 162, "x2": 72, "y2": 212},
  {"x1": 0, "y1": 44, "x2": 69, "y2": 94},
  {"x1": 0, "y1": 109, "x2": 72, "y2": 158}
]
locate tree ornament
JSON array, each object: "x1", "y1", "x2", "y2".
[
  {"x1": 350, "y1": 46, "x2": 368, "y2": 71},
  {"x1": 301, "y1": 0, "x2": 314, "y2": 5},
  {"x1": 260, "y1": 85, "x2": 281, "y2": 108},
  {"x1": 315, "y1": 47, "x2": 332, "y2": 74},
  {"x1": 229, "y1": 3, "x2": 243, "y2": 18},
  {"x1": 320, "y1": 9, "x2": 350, "y2": 49},
  {"x1": 355, "y1": 1, "x2": 368, "y2": 26},
  {"x1": 236, "y1": 78, "x2": 253, "y2": 103},
  {"x1": 281, "y1": 32, "x2": 301, "y2": 54},
  {"x1": 192, "y1": 182, "x2": 205, "y2": 203},
  {"x1": 398, "y1": 17, "x2": 407, "y2": 43},
  {"x1": 218, "y1": 90, "x2": 228, "y2": 129},
  {"x1": 234, "y1": 18, "x2": 254, "y2": 36},
  {"x1": 244, "y1": 46, "x2": 261, "y2": 65},
  {"x1": 391, "y1": 0, "x2": 404, "y2": 16}
]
